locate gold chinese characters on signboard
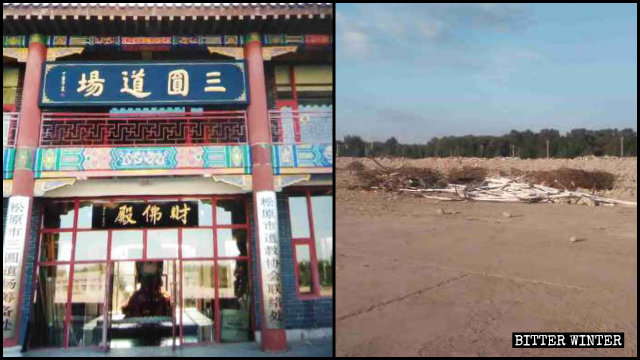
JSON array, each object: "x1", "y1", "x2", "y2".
[
  {"x1": 115, "y1": 205, "x2": 137, "y2": 226},
  {"x1": 168, "y1": 69, "x2": 189, "y2": 96},
  {"x1": 77, "y1": 70, "x2": 105, "y2": 97},
  {"x1": 76, "y1": 68, "x2": 227, "y2": 98},
  {"x1": 142, "y1": 204, "x2": 163, "y2": 225},
  {"x1": 121, "y1": 69, "x2": 152, "y2": 98},
  {"x1": 94, "y1": 202, "x2": 198, "y2": 229}
]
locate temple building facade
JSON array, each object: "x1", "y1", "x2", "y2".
[{"x1": 2, "y1": 3, "x2": 333, "y2": 353}]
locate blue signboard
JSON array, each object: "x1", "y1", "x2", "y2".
[{"x1": 40, "y1": 61, "x2": 248, "y2": 107}]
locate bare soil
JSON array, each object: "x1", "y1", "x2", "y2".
[{"x1": 336, "y1": 157, "x2": 637, "y2": 357}]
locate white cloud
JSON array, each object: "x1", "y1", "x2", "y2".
[
  {"x1": 339, "y1": 3, "x2": 531, "y2": 44},
  {"x1": 476, "y1": 50, "x2": 545, "y2": 86},
  {"x1": 337, "y1": 12, "x2": 375, "y2": 59},
  {"x1": 417, "y1": 20, "x2": 445, "y2": 39},
  {"x1": 342, "y1": 30, "x2": 370, "y2": 57}
]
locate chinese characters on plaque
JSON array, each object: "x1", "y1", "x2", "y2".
[
  {"x1": 119, "y1": 69, "x2": 152, "y2": 98},
  {"x1": 77, "y1": 70, "x2": 105, "y2": 97},
  {"x1": 256, "y1": 191, "x2": 285, "y2": 329},
  {"x1": 41, "y1": 62, "x2": 247, "y2": 106},
  {"x1": 3, "y1": 196, "x2": 30, "y2": 340},
  {"x1": 93, "y1": 201, "x2": 198, "y2": 229},
  {"x1": 77, "y1": 68, "x2": 225, "y2": 99},
  {"x1": 168, "y1": 69, "x2": 189, "y2": 96}
]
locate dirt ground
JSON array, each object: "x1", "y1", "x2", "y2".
[{"x1": 336, "y1": 157, "x2": 637, "y2": 357}]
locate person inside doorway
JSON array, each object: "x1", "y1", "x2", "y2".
[{"x1": 122, "y1": 261, "x2": 172, "y2": 318}]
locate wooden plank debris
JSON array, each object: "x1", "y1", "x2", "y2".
[{"x1": 396, "y1": 177, "x2": 636, "y2": 207}]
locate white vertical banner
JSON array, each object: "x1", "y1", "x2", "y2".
[
  {"x1": 3, "y1": 196, "x2": 30, "y2": 340},
  {"x1": 256, "y1": 191, "x2": 285, "y2": 330}
]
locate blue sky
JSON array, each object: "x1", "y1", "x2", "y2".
[{"x1": 337, "y1": 3, "x2": 638, "y2": 143}]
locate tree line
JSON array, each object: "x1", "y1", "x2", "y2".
[{"x1": 337, "y1": 129, "x2": 637, "y2": 159}]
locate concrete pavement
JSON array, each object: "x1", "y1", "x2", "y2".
[{"x1": 3, "y1": 340, "x2": 333, "y2": 357}]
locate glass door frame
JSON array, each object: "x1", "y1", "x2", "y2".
[
  {"x1": 286, "y1": 186, "x2": 334, "y2": 300},
  {"x1": 31, "y1": 195, "x2": 254, "y2": 350},
  {"x1": 103, "y1": 259, "x2": 178, "y2": 351}
]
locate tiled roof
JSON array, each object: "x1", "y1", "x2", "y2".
[
  {"x1": 3, "y1": 3, "x2": 332, "y2": 9},
  {"x1": 2, "y1": 3, "x2": 333, "y2": 35},
  {"x1": 3, "y1": 3, "x2": 332, "y2": 20}
]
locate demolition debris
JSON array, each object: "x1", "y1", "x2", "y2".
[{"x1": 351, "y1": 163, "x2": 637, "y2": 207}]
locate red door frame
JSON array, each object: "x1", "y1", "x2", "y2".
[{"x1": 30, "y1": 195, "x2": 253, "y2": 350}]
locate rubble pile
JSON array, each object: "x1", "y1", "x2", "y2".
[
  {"x1": 400, "y1": 177, "x2": 636, "y2": 207},
  {"x1": 358, "y1": 167, "x2": 447, "y2": 191},
  {"x1": 349, "y1": 161, "x2": 636, "y2": 207}
]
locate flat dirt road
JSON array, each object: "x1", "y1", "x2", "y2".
[{"x1": 336, "y1": 188, "x2": 637, "y2": 356}]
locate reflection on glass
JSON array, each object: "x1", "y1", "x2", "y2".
[
  {"x1": 29, "y1": 265, "x2": 70, "y2": 348},
  {"x1": 43, "y1": 201, "x2": 75, "y2": 229},
  {"x1": 295, "y1": 245, "x2": 313, "y2": 295},
  {"x1": 182, "y1": 229, "x2": 214, "y2": 259},
  {"x1": 217, "y1": 229, "x2": 248, "y2": 258},
  {"x1": 75, "y1": 231, "x2": 108, "y2": 261},
  {"x1": 110, "y1": 261, "x2": 177, "y2": 348},
  {"x1": 296, "y1": 65, "x2": 333, "y2": 109},
  {"x1": 39, "y1": 233, "x2": 73, "y2": 262},
  {"x1": 77, "y1": 202, "x2": 94, "y2": 229},
  {"x1": 111, "y1": 262, "x2": 136, "y2": 318},
  {"x1": 218, "y1": 260, "x2": 251, "y2": 343},
  {"x1": 69, "y1": 263, "x2": 106, "y2": 347},
  {"x1": 216, "y1": 199, "x2": 247, "y2": 225},
  {"x1": 147, "y1": 229, "x2": 178, "y2": 259},
  {"x1": 288, "y1": 196, "x2": 310, "y2": 238},
  {"x1": 188, "y1": 199, "x2": 213, "y2": 227},
  {"x1": 111, "y1": 231, "x2": 143, "y2": 260},
  {"x1": 182, "y1": 261, "x2": 215, "y2": 344},
  {"x1": 312, "y1": 195, "x2": 333, "y2": 296}
]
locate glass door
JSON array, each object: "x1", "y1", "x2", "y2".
[
  {"x1": 181, "y1": 261, "x2": 216, "y2": 344},
  {"x1": 106, "y1": 260, "x2": 179, "y2": 349},
  {"x1": 31, "y1": 197, "x2": 253, "y2": 350}
]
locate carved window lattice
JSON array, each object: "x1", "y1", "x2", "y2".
[{"x1": 3, "y1": 112, "x2": 19, "y2": 147}]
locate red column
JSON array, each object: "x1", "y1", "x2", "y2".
[
  {"x1": 3, "y1": 35, "x2": 46, "y2": 348},
  {"x1": 13, "y1": 35, "x2": 45, "y2": 195},
  {"x1": 245, "y1": 33, "x2": 288, "y2": 352}
]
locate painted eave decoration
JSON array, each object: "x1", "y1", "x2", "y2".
[
  {"x1": 3, "y1": 148, "x2": 15, "y2": 179},
  {"x1": 33, "y1": 145, "x2": 252, "y2": 178},
  {"x1": 272, "y1": 144, "x2": 333, "y2": 175}
]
